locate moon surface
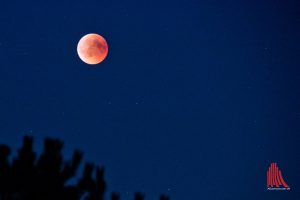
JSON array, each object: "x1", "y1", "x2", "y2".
[{"x1": 77, "y1": 33, "x2": 108, "y2": 65}]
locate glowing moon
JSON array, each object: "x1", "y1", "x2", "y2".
[{"x1": 77, "y1": 33, "x2": 108, "y2": 65}]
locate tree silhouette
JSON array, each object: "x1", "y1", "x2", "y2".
[{"x1": 0, "y1": 136, "x2": 169, "y2": 200}]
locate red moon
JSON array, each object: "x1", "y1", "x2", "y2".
[{"x1": 77, "y1": 33, "x2": 108, "y2": 65}]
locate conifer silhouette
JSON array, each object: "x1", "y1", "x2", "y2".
[{"x1": 0, "y1": 136, "x2": 169, "y2": 200}]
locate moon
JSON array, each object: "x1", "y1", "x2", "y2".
[{"x1": 77, "y1": 33, "x2": 108, "y2": 65}]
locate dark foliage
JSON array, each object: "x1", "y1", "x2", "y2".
[{"x1": 0, "y1": 136, "x2": 169, "y2": 200}]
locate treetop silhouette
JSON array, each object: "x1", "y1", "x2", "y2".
[{"x1": 0, "y1": 136, "x2": 169, "y2": 200}]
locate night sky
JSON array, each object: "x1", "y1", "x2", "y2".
[{"x1": 0, "y1": 0, "x2": 300, "y2": 199}]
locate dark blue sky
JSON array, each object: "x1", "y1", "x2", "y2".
[{"x1": 0, "y1": 0, "x2": 299, "y2": 199}]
